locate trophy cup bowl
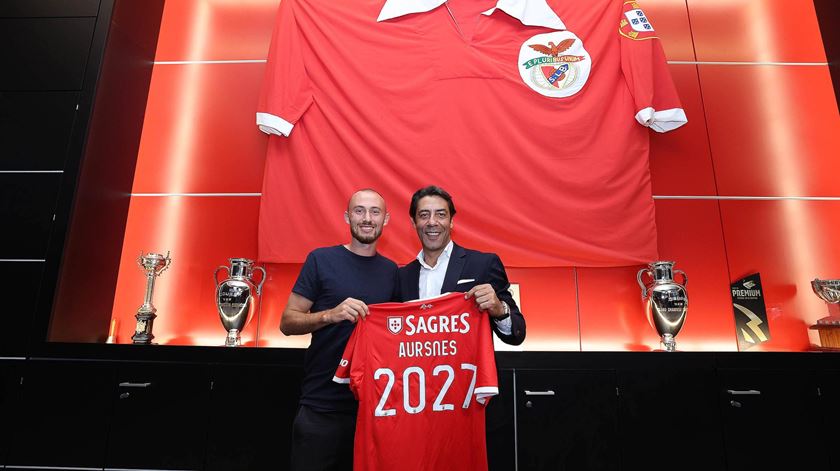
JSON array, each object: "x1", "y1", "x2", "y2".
[
  {"x1": 637, "y1": 261, "x2": 689, "y2": 352},
  {"x1": 215, "y1": 258, "x2": 266, "y2": 346},
  {"x1": 811, "y1": 279, "x2": 840, "y2": 304}
]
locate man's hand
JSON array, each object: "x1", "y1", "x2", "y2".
[
  {"x1": 324, "y1": 297, "x2": 369, "y2": 324},
  {"x1": 465, "y1": 284, "x2": 505, "y2": 318}
]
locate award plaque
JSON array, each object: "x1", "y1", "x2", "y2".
[
  {"x1": 132, "y1": 251, "x2": 171, "y2": 345},
  {"x1": 637, "y1": 261, "x2": 688, "y2": 352},
  {"x1": 214, "y1": 258, "x2": 266, "y2": 347}
]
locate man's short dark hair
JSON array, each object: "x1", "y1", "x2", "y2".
[{"x1": 409, "y1": 186, "x2": 456, "y2": 219}]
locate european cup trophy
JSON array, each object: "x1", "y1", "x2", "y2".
[
  {"x1": 811, "y1": 279, "x2": 840, "y2": 325},
  {"x1": 214, "y1": 258, "x2": 267, "y2": 346},
  {"x1": 637, "y1": 261, "x2": 688, "y2": 352},
  {"x1": 132, "y1": 251, "x2": 171, "y2": 345}
]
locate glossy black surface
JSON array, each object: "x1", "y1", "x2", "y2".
[
  {"x1": 0, "y1": 92, "x2": 79, "y2": 170},
  {"x1": 0, "y1": 173, "x2": 61, "y2": 260},
  {"x1": 0, "y1": 0, "x2": 100, "y2": 17},
  {"x1": 0, "y1": 261, "x2": 44, "y2": 357},
  {"x1": 0, "y1": 17, "x2": 96, "y2": 91},
  {"x1": 487, "y1": 369, "x2": 515, "y2": 471}
]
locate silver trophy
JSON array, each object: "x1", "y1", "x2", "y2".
[
  {"x1": 637, "y1": 261, "x2": 688, "y2": 352},
  {"x1": 811, "y1": 279, "x2": 840, "y2": 325},
  {"x1": 214, "y1": 258, "x2": 266, "y2": 346},
  {"x1": 132, "y1": 251, "x2": 171, "y2": 345}
]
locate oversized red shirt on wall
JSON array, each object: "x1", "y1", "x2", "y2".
[
  {"x1": 257, "y1": 0, "x2": 687, "y2": 267},
  {"x1": 333, "y1": 293, "x2": 498, "y2": 471}
]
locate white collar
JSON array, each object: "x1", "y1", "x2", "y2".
[
  {"x1": 377, "y1": 0, "x2": 565, "y2": 30},
  {"x1": 416, "y1": 240, "x2": 454, "y2": 270}
]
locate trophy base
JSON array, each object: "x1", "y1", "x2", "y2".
[
  {"x1": 809, "y1": 322, "x2": 840, "y2": 349},
  {"x1": 225, "y1": 329, "x2": 241, "y2": 347},
  {"x1": 660, "y1": 334, "x2": 677, "y2": 352}
]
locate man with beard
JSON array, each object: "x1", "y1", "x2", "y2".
[
  {"x1": 399, "y1": 185, "x2": 525, "y2": 345},
  {"x1": 281, "y1": 188, "x2": 398, "y2": 471}
]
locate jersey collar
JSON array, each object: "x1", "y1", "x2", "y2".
[{"x1": 377, "y1": 0, "x2": 566, "y2": 30}]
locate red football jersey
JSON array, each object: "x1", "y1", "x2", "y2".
[
  {"x1": 334, "y1": 292, "x2": 498, "y2": 471},
  {"x1": 257, "y1": 0, "x2": 686, "y2": 267}
]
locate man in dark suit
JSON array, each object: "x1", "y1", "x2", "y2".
[{"x1": 398, "y1": 185, "x2": 525, "y2": 345}]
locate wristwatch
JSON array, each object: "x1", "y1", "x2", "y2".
[{"x1": 496, "y1": 301, "x2": 511, "y2": 321}]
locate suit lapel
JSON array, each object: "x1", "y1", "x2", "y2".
[
  {"x1": 442, "y1": 244, "x2": 466, "y2": 293},
  {"x1": 403, "y1": 261, "x2": 421, "y2": 300}
]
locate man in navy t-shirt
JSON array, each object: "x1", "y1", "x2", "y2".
[{"x1": 280, "y1": 188, "x2": 399, "y2": 471}]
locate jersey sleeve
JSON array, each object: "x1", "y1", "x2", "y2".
[
  {"x1": 618, "y1": 1, "x2": 687, "y2": 133},
  {"x1": 256, "y1": 0, "x2": 314, "y2": 137},
  {"x1": 472, "y1": 311, "x2": 499, "y2": 405},
  {"x1": 333, "y1": 321, "x2": 363, "y2": 400}
]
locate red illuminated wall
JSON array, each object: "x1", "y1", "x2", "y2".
[{"x1": 104, "y1": 0, "x2": 839, "y2": 351}]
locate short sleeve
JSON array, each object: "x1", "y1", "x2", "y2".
[
  {"x1": 618, "y1": 1, "x2": 687, "y2": 133},
  {"x1": 291, "y1": 251, "x2": 321, "y2": 302},
  {"x1": 257, "y1": 0, "x2": 314, "y2": 137}
]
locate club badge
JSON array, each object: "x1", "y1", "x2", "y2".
[
  {"x1": 387, "y1": 316, "x2": 403, "y2": 335},
  {"x1": 518, "y1": 31, "x2": 591, "y2": 98}
]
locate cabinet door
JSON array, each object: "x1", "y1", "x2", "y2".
[
  {"x1": 5, "y1": 360, "x2": 115, "y2": 469},
  {"x1": 106, "y1": 363, "x2": 210, "y2": 470},
  {"x1": 719, "y1": 369, "x2": 827, "y2": 470},
  {"x1": 617, "y1": 359, "x2": 725, "y2": 470},
  {"x1": 204, "y1": 364, "x2": 303, "y2": 471},
  {"x1": 516, "y1": 369, "x2": 619, "y2": 471},
  {"x1": 0, "y1": 360, "x2": 24, "y2": 466},
  {"x1": 487, "y1": 369, "x2": 515, "y2": 471},
  {"x1": 817, "y1": 370, "x2": 840, "y2": 470}
]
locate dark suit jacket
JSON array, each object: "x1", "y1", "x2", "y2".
[{"x1": 398, "y1": 243, "x2": 526, "y2": 345}]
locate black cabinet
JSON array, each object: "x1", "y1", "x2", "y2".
[
  {"x1": 486, "y1": 369, "x2": 515, "y2": 471},
  {"x1": 718, "y1": 368, "x2": 828, "y2": 470},
  {"x1": 616, "y1": 356, "x2": 725, "y2": 470},
  {"x1": 0, "y1": 360, "x2": 24, "y2": 466},
  {"x1": 204, "y1": 364, "x2": 303, "y2": 470},
  {"x1": 5, "y1": 360, "x2": 115, "y2": 469},
  {"x1": 105, "y1": 362, "x2": 211, "y2": 470},
  {"x1": 0, "y1": 261, "x2": 44, "y2": 356},
  {"x1": 516, "y1": 369, "x2": 619, "y2": 471},
  {"x1": 817, "y1": 370, "x2": 840, "y2": 469}
]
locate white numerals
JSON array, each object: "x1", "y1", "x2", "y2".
[
  {"x1": 403, "y1": 367, "x2": 425, "y2": 414},
  {"x1": 373, "y1": 363, "x2": 477, "y2": 417},
  {"x1": 432, "y1": 365, "x2": 455, "y2": 411},
  {"x1": 374, "y1": 368, "x2": 396, "y2": 417}
]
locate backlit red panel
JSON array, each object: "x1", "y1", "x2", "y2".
[
  {"x1": 719, "y1": 200, "x2": 840, "y2": 351},
  {"x1": 256, "y1": 263, "x2": 311, "y2": 348},
  {"x1": 699, "y1": 65, "x2": 840, "y2": 197},
  {"x1": 688, "y1": 0, "x2": 827, "y2": 63},
  {"x1": 133, "y1": 63, "x2": 268, "y2": 194},
  {"x1": 641, "y1": 0, "x2": 696, "y2": 61},
  {"x1": 154, "y1": 0, "x2": 279, "y2": 61},
  {"x1": 109, "y1": 196, "x2": 261, "y2": 345},
  {"x1": 506, "y1": 267, "x2": 580, "y2": 351},
  {"x1": 649, "y1": 64, "x2": 716, "y2": 196}
]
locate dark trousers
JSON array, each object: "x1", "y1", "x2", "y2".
[{"x1": 290, "y1": 404, "x2": 356, "y2": 471}]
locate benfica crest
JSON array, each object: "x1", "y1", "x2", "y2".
[
  {"x1": 518, "y1": 31, "x2": 591, "y2": 98},
  {"x1": 619, "y1": 1, "x2": 657, "y2": 40},
  {"x1": 387, "y1": 316, "x2": 403, "y2": 335}
]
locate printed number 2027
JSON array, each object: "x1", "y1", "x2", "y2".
[{"x1": 373, "y1": 363, "x2": 477, "y2": 417}]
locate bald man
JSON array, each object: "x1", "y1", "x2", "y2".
[{"x1": 281, "y1": 188, "x2": 399, "y2": 471}]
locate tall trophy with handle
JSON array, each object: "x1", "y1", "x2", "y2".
[
  {"x1": 215, "y1": 258, "x2": 266, "y2": 346},
  {"x1": 637, "y1": 261, "x2": 688, "y2": 352},
  {"x1": 132, "y1": 251, "x2": 171, "y2": 345}
]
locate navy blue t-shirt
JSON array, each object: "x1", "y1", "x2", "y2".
[{"x1": 292, "y1": 245, "x2": 398, "y2": 412}]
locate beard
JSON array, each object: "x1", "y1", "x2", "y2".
[{"x1": 351, "y1": 223, "x2": 382, "y2": 244}]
